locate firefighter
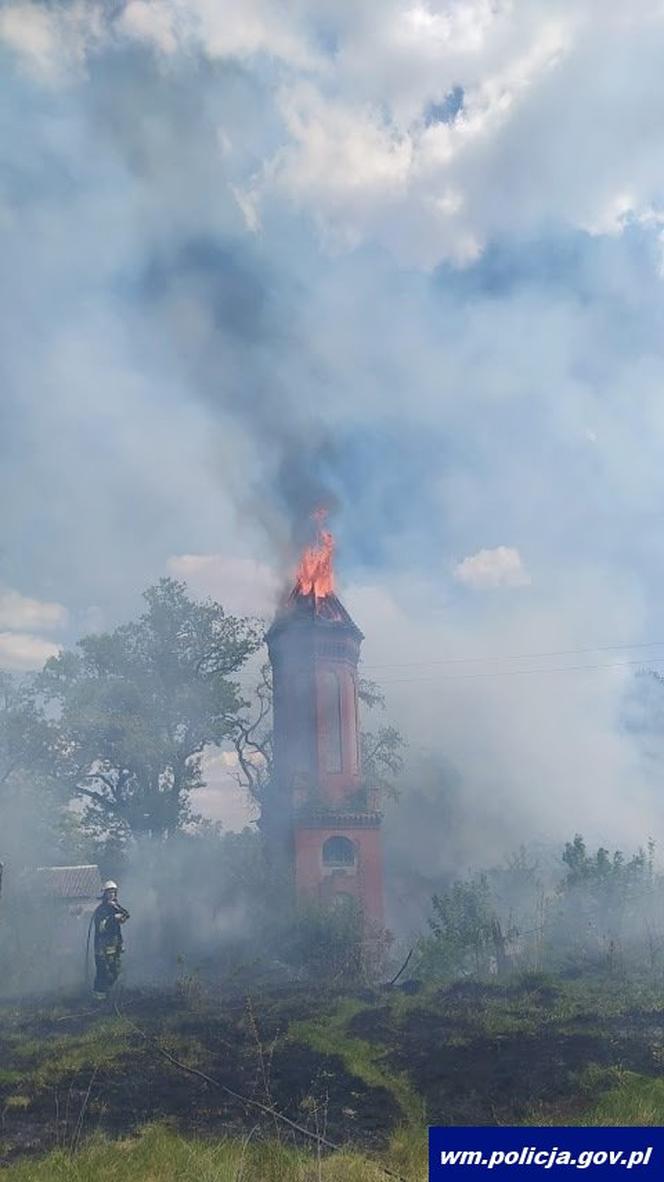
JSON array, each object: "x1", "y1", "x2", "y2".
[{"x1": 92, "y1": 880, "x2": 130, "y2": 1000}]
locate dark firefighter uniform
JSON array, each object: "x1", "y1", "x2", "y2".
[{"x1": 92, "y1": 893, "x2": 129, "y2": 999}]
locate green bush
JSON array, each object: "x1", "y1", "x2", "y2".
[
  {"x1": 282, "y1": 898, "x2": 369, "y2": 984},
  {"x1": 416, "y1": 873, "x2": 497, "y2": 979}
]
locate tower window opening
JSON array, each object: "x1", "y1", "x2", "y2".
[{"x1": 322, "y1": 835, "x2": 356, "y2": 867}]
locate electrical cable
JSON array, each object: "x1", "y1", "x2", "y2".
[
  {"x1": 361, "y1": 656, "x2": 664, "y2": 685},
  {"x1": 359, "y1": 640, "x2": 664, "y2": 670},
  {"x1": 226, "y1": 640, "x2": 664, "y2": 691}
]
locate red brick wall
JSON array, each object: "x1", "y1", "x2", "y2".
[
  {"x1": 294, "y1": 825, "x2": 383, "y2": 929},
  {"x1": 268, "y1": 604, "x2": 384, "y2": 934}
]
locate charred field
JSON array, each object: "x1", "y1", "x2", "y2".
[{"x1": 3, "y1": 972, "x2": 664, "y2": 1175}]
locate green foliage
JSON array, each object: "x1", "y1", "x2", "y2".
[
  {"x1": 0, "y1": 672, "x2": 53, "y2": 787},
  {"x1": 38, "y1": 579, "x2": 262, "y2": 843},
  {"x1": 0, "y1": 672, "x2": 76, "y2": 867},
  {"x1": 359, "y1": 725, "x2": 404, "y2": 804},
  {"x1": 282, "y1": 899, "x2": 368, "y2": 984},
  {"x1": 546, "y1": 835, "x2": 660, "y2": 971},
  {"x1": 357, "y1": 678, "x2": 385, "y2": 711},
  {"x1": 418, "y1": 873, "x2": 497, "y2": 978},
  {"x1": 561, "y1": 834, "x2": 653, "y2": 891},
  {"x1": 418, "y1": 835, "x2": 664, "y2": 983},
  {"x1": 357, "y1": 677, "x2": 405, "y2": 804}
]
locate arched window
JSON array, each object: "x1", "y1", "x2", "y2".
[{"x1": 322, "y1": 835, "x2": 356, "y2": 867}]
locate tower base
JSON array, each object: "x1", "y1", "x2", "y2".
[{"x1": 294, "y1": 810, "x2": 383, "y2": 932}]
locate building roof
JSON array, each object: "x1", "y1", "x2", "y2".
[
  {"x1": 267, "y1": 587, "x2": 364, "y2": 641},
  {"x1": 31, "y1": 865, "x2": 103, "y2": 900}
]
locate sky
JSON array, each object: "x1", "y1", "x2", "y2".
[{"x1": 3, "y1": 0, "x2": 664, "y2": 859}]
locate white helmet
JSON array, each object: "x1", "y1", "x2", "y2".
[{"x1": 102, "y1": 880, "x2": 118, "y2": 892}]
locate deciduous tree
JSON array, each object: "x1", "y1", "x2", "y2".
[{"x1": 39, "y1": 578, "x2": 261, "y2": 843}]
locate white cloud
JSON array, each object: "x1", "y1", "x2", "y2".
[
  {"x1": 0, "y1": 2, "x2": 103, "y2": 82},
  {"x1": 0, "y1": 631, "x2": 61, "y2": 671},
  {"x1": 2, "y1": 0, "x2": 664, "y2": 862},
  {"x1": 118, "y1": 0, "x2": 318, "y2": 68},
  {"x1": 209, "y1": 0, "x2": 664, "y2": 268},
  {"x1": 119, "y1": 0, "x2": 183, "y2": 55},
  {"x1": 193, "y1": 747, "x2": 257, "y2": 829},
  {"x1": 0, "y1": 589, "x2": 68, "y2": 632},
  {"x1": 453, "y1": 546, "x2": 531, "y2": 590},
  {"x1": 273, "y1": 84, "x2": 413, "y2": 252},
  {"x1": 0, "y1": 588, "x2": 67, "y2": 671},
  {"x1": 267, "y1": 7, "x2": 574, "y2": 265},
  {"x1": 167, "y1": 554, "x2": 279, "y2": 617},
  {"x1": 5, "y1": 1, "x2": 664, "y2": 266}
]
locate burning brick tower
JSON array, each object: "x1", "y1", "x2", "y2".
[{"x1": 266, "y1": 521, "x2": 383, "y2": 931}]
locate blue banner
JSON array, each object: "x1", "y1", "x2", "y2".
[{"x1": 429, "y1": 1128, "x2": 662, "y2": 1180}]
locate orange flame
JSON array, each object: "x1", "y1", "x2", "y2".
[{"x1": 295, "y1": 512, "x2": 334, "y2": 598}]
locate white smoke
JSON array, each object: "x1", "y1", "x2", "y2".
[{"x1": 0, "y1": 0, "x2": 663, "y2": 910}]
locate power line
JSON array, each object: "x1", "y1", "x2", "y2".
[
  {"x1": 229, "y1": 640, "x2": 664, "y2": 686},
  {"x1": 368, "y1": 657, "x2": 664, "y2": 685},
  {"x1": 359, "y1": 640, "x2": 664, "y2": 671}
]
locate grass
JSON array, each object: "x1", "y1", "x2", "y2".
[
  {"x1": 4, "y1": 972, "x2": 664, "y2": 1171},
  {"x1": 530, "y1": 1068, "x2": 664, "y2": 1126},
  {"x1": 390, "y1": 971, "x2": 664, "y2": 1049},
  {"x1": 0, "y1": 1009, "x2": 209, "y2": 1091},
  {"x1": 0, "y1": 1123, "x2": 426, "y2": 1182},
  {"x1": 5, "y1": 1019, "x2": 133, "y2": 1088},
  {"x1": 2, "y1": 1095, "x2": 30, "y2": 1112},
  {"x1": 581, "y1": 1072, "x2": 664, "y2": 1126},
  {"x1": 1, "y1": 1074, "x2": 663, "y2": 1181},
  {"x1": 290, "y1": 998, "x2": 424, "y2": 1127}
]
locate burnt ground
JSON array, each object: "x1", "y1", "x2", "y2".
[
  {"x1": 0, "y1": 984, "x2": 399, "y2": 1164},
  {"x1": 2, "y1": 973, "x2": 664, "y2": 1163}
]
